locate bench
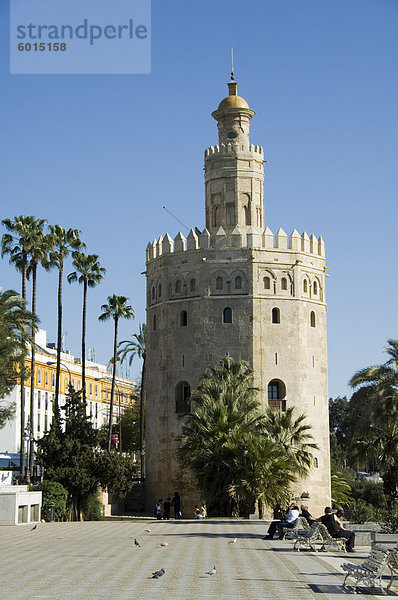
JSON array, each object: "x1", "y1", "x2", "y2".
[
  {"x1": 317, "y1": 523, "x2": 346, "y2": 552},
  {"x1": 341, "y1": 545, "x2": 390, "y2": 594},
  {"x1": 387, "y1": 548, "x2": 398, "y2": 590},
  {"x1": 293, "y1": 522, "x2": 322, "y2": 552},
  {"x1": 282, "y1": 516, "x2": 310, "y2": 540}
]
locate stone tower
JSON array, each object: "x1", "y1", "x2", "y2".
[{"x1": 144, "y1": 77, "x2": 330, "y2": 515}]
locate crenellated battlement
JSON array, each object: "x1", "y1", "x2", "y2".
[
  {"x1": 146, "y1": 226, "x2": 325, "y2": 263},
  {"x1": 204, "y1": 143, "x2": 264, "y2": 158}
]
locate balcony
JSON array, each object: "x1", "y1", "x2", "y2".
[{"x1": 268, "y1": 398, "x2": 286, "y2": 411}]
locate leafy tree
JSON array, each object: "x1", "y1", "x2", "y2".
[
  {"x1": 0, "y1": 288, "x2": 37, "y2": 428},
  {"x1": 33, "y1": 480, "x2": 68, "y2": 521},
  {"x1": 263, "y1": 406, "x2": 318, "y2": 477},
  {"x1": 349, "y1": 340, "x2": 398, "y2": 497},
  {"x1": 120, "y1": 403, "x2": 140, "y2": 454},
  {"x1": 36, "y1": 388, "x2": 136, "y2": 520},
  {"x1": 99, "y1": 295, "x2": 134, "y2": 451},
  {"x1": 331, "y1": 473, "x2": 353, "y2": 507},
  {"x1": 47, "y1": 225, "x2": 84, "y2": 413},
  {"x1": 67, "y1": 252, "x2": 106, "y2": 401},
  {"x1": 1, "y1": 215, "x2": 41, "y2": 476},
  {"x1": 178, "y1": 357, "x2": 316, "y2": 516},
  {"x1": 118, "y1": 322, "x2": 146, "y2": 476}
]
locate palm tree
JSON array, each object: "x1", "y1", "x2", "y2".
[
  {"x1": 26, "y1": 221, "x2": 51, "y2": 478},
  {"x1": 349, "y1": 340, "x2": 398, "y2": 496},
  {"x1": 99, "y1": 295, "x2": 135, "y2": 451},
  {"x1": 1, "y1": 216, "x2": 43, "y2": 478},
  {"x1": 67, "y1": 252, "x2": 106, "y2": 401},
  {"x1": 263, "y1": 406, "x2": 318, "y2": 477},
  {"x1": 47, "y1": 225, "x2": 84, "y2": 414},
  {"x1": 178, "y1": 357, "x2": 267, "y2": 515},
  {"x1": 118, "y1": 323, "x2": 146, "y2": 477}
]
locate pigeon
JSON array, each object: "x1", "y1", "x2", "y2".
[
  {"x1": 228, "y1": 537, "x2": 237, "y2": 544},
  {"x1": 31, "y1": 525, "x2": 37, "y2": 531},
  {"x1": 206, "y1": 566, "x2": 216, "y2": 576},
  {"x1": 144, "y1": 528, "x2": 151, "y2": 533},
  {"x1": 152, "y1": 568, "x2": 165, "y2": 579},
  {"x1": 160, "y1": 542, "x2": 168, "y2": 547},
  {"x1": 134, "y1": 538, "x2": 141, "y2": 547}
]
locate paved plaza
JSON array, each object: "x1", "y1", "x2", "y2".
[{"x1": 1, "y1": 519, "x2": 396, "y2": 600}]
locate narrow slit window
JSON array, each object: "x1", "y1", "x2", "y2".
[
  {"x1": 235, "y1": 276, "x2": 242, "y2": 290},
  {"x1": 303, "y1": 279, "x2": 308, "y2": 293},
  {"x1": 216, "y1": 277, "x2": 223, "y2": 290},
  {"x1": 190, "y1": 279, "x2": 196, "y2": 292},
  {"x1": 281, "y1": 277, "x2": 287, "y2": 290},
  {"x1": 263, "y1": 276, "x2": 270, "y2": 290},
  {"x1": 313, "y1": 281, "x2": 318, "y2": 295},
  {"x1": 175, "y1": 280, "x2": 181, "y2": 293},
  {"x1": 310, "y1": 311, "x2": 316, "y2": 327},
  {"x1": 180, "y1": 310, "x2": 188, "y2": 326}
]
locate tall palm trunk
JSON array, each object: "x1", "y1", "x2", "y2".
[
  {"x1": 108, "y1": 316, "x2": 118, "y2": 451},
  {"x1": 29, "y1": 260, "x2": 37, "y2": 478},
  {"x1": 55, "y1": 258, "x2": 63, "y2": 416},
  {"x1": 140, "y1": 354, "x2": 146, "y2": 479},
  {"x1": 20, "y1": 250, "x2": 27, "y2": 480},
  {"x1": 81, "y1": 278, "x2": 87, "y2": 402}
]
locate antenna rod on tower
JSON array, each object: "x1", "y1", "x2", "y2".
[
  {"x1": 231, "y1": 47, "x2": 235, "y2": 80},
  {"x1": 162, "y1": 206, "x2": 190, "y2": 232}
]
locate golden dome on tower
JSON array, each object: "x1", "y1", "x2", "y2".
[{"x1": 217, "y1": 79, "x2": 250, "y2": 111}]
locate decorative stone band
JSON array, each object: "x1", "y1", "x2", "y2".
[
  {"x1": 204, "y1": 143, "x2": 264, "y2": 157},
  {"x1": 146, "y1": 226, "x2": 325, "y2": 263}
]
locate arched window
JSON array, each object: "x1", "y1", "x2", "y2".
[
  {"x1": 89, "y1": 383, "x2": 93, "y2": 396},
  {"x1": 281, "y1": 277, "x2": 287, "y2": 290},
  {"x1": 303, "y1": 279, "x2": 308, "y2": 293},
  {"x1": 151, "y1": 286, "x2": 155, "y2": 300},
  {"x1": 223, "y1": 307, "x2": 232, "y2": 323},
  {"x1": 180, "y1": 310, "x2": 187, "y2": 326},
  {"x1": 216, "y1": 276, "x2": 223, "y2": 290},
  {"x1": 313, "y1": 281, "x2": 318, "y2": 295},
  {"x1": 65, "y1": 376, "x2": 69, "y2": 389},
  {"x1": 310, "y1": 311, "x2": 316, "y2": 327},
  {"x1": 272, "y1": 307, "x2": 280, "y2": 324},
  {"x1": 235, "y1": 276, "x2": 242, "y2": 290},
  {"x1": 158, "y1": 283, "x2": 162, "y2": 297},
  {"x1": 153, "y1": 314, "x2": 157, "y2": 331},
  {"x1": 190, "y1": 278, "x2": 196, "y2": 292},
  {"x1": 45, "y1": 371, "x2": 49, "y2": 386},
  {"x1": 263, "y1": 276, "x2": 270, "y2": 290},
  {"x1": 267, "y1": 379, "x2": 286, "y2": 410},
  {"x1": 95, "y1": 385, "x2": 98, "y2": 397},
  {"x1": 37, "y1": 369, "x2": 41, "y2": 384},
  {"x1": 52, "y1": 373, "x2": 55, "y2": 387},
  {"x1": 78, "y1": 380, "x2": 81, "y2": 390},
  {"x1": 175, "y1": 381, "x2": 191, "y2": 414},
  {"x1": 175, "y1": 280, "x2": 181, "y2": 293}
]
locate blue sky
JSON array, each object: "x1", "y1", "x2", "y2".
[{"x1": 1, "y1": 0, "x2": 397, "y2": 397}]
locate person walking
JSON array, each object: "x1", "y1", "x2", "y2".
[
  {"x1": 171, "y1": 491, "x2": 181, "y2": 519},
  {"x1": 163, "y1": 497, "x2": 171, "y2": 520}
]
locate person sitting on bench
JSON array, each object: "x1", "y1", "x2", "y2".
[
  {"x1": 264, "y1": 504, "x2": 300, "y2": 540},
  {"x1": 321, "y1": 507, "x2": 355, "y2": 552}
]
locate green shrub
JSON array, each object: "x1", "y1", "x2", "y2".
[
  {"x1": 82, "y1": 490, "x2": 104, "y2": 521},
  {"x1": 349, "y1": 499, "x2": 377, "y2": 523},
  {"x1": 34, "y1": 480, "x2": 68, "y2": 521},
  {"x1": 351, "y1": 480, "x2": 387, "y2": 509}
]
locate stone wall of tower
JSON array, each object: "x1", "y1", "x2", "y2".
[{"x1": 144, "y1": 227, "x2": 330, "y2": 515}]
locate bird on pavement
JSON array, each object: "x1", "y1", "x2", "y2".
[
  {"x1": 144, "y1": 528, "x2": 151, "y2": 533},
  {"x1": 160, "y1": 542, "x2": 168, "y2": 547},
  {"x1": 152, "y1": 568, "x2": 165, "y2": 579},
  {"x1": 206, "y1": 566, "x2": 216, "y2": 576},
  {"x1": 31, "y1": 525, "x2": 37, "y2": 531},
  {"x1": 134, "y1": 539, "x2": 141, "y2": 547},
  {"x1": 228, "y1": 537, "x2": 237, "y2": 544}
]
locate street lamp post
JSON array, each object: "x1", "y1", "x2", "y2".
[{"x1": 23, "y1": 416, "x2": 34, "y2": 484}]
